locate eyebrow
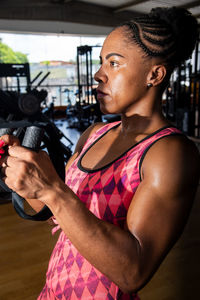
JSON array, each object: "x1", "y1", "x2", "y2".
[{"x1": 99, "y1": 52, "x2": 125, "y2": 60}]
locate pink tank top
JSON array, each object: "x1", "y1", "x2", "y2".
[{"x1": 38, "y1": 122, "x2": 182, "y2": 300}]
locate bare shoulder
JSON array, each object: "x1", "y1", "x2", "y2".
[
  {"x1": 126, "y1": 134, "x2": 199, "y2": 286},
  {"x1": 141, "y1": 134, "x2": 200, "y2": 194}
]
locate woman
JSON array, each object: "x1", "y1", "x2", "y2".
[{"x1": 0, "y1": 6, "x2": 200, "y2": 300}]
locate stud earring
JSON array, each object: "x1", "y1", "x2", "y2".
[{"x1": 147, "y1": 83, "x2": 153, "y2": 87}]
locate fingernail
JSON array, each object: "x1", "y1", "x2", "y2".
[{"x1": 0, "y1": 140, "x2": 5, "y2": 147}]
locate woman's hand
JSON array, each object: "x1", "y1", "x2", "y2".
[
  {"x1": 0, "y1": 134, "x2": 20, "y2": 158},
  {"x1": 0, "y1": 143, "x2": 66, "y2": 205}
]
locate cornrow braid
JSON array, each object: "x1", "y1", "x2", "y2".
[
  {"x1": 119, "y1": 7, "x2": 199, "y2": 67},
  {"x1": 142, "y1": 27, "x2": 170, "y2": 36},
  {"x1": 135, "y1": 16, "x2": 166, "y2": 26},
  {"x1": 126, "y1": 21, "x2": 155, "y2": 57},
  {"x1": 142, "y1": 33, "x2": 173, "y2": 47},
  {"x1": 123, "y1": 20, "x2": 177, "y2": 61}
]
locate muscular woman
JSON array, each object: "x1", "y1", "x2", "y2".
[{"x1": 0, "y1": 6, "x2": 200, "y2": 300}]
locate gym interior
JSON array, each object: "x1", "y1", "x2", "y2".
[{"x1": 0, "y1": 1, "x2": 200, "y2": 299}]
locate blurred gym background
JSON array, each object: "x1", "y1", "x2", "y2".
[{"x1": 0, "y1": 1, "x2": 199, "y2": 299}]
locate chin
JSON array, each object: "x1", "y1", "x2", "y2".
[{"x1": 100, "y1": 103, "x2": 119, "y2": 115}]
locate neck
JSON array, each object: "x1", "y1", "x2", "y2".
[{"x1": 120, "y1": 94, "x2": 170, "y2": 135}]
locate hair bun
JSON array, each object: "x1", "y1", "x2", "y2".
[
  {"x1": 150, "y1": 7, "x2": 178, "y2": 37},
  {"x1": 149, "y1": 6, "x2": 199, "y2": 61}
]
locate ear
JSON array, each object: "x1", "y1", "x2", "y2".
[{"x1": 147, "y1": 65, "x2": 167, "y2": 87}]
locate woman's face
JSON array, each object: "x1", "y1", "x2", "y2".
[{"x1": 94, "y1": 27, "x2": 152, "y2": 116}]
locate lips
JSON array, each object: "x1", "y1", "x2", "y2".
[{"x1": 96, "y1": 88, "x2": 109, "y2": 98}]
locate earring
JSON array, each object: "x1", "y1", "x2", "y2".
[{"x1": 147, "y1": 83, "x2": 153, "y2": 87}]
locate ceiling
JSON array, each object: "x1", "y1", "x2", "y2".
[{"x1": 0, "y1": 0, "x2": 199, "y2": 35}]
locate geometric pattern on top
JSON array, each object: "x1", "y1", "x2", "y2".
[{"x1": 38, "y1": 121, "x2": 182, "y2": 299}]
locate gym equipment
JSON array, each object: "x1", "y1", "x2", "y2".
[
  {"x1": 67, "y1": 45, "x2": 102, "y2": 130},
  {"x1": 77, "y1": 45, "x2": 94, "y2": 105},
  {"x1": 0, "y1": 64, "x2": 73, "y2": 221},
  {"x1": 163, "y1": 33, "x2": 200, "y2": 137},
  {"x1": 0, "y1": 93, "x2": 72, "y2": 220},
  {"x1": 0, "y1": 63, "x2": 31, "y2": 93}
]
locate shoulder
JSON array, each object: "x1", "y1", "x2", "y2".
[
  {"x1": 141, "y1": 134, "x2": 200, "y2": 193},
  {"x1": 145, "y1": 134, "x2": 199, "y2": 163}
]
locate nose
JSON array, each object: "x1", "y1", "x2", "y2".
[{"x1": 94, "y1": 66, "x2": 107, "y2": 83}]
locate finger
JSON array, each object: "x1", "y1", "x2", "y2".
[
  {"x1": 0, "y1": 162, "x2": 25, "y2": 192},
  {"x1": 2, "y1": 173, "x2": 14, "y2": 191},
  {"x1": 8, "y1": 145, "x2": 35, "y2": 160},
  {"x1": 0, "y1": 155, "x2": 18, "y2": 168},
  {"x1": 0, "y1": 166, "x2": 7, "y2": 177},
  {"x1": 0, "y1": 135, "x2": 20, "y2": 147},
  {"x1": 0, "y1": 154, "x2": 8, "y2": 167}
]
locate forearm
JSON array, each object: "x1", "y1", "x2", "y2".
[{"x1": 46, "y1": 186, "x2": 142, "y2": 293}]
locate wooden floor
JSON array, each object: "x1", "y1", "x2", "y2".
[{"x1": 0, "y1": 202, "x2": 59, "y2": 300}]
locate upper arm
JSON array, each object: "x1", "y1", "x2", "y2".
[
  {"x1": 127, "y1": 135, "x2": 200, "y2": 284},
  {"x1": 65, "y1": 122, "x2": 105, "y2": 172}
]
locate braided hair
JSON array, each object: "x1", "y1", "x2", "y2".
[{"x1": 120, "y1": 7, "x2": 199, "y2": 68}]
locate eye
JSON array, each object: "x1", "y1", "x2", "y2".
[{"x1": 110, "y1": 61, "x2": 119, "y2": 67}]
